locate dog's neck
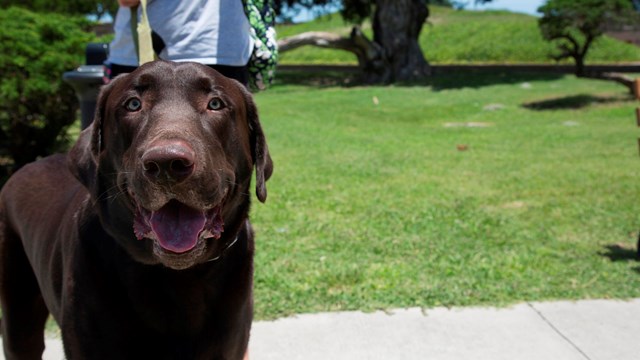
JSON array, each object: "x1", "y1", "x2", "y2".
[{"x1": 206, "y1": 219, "x2": 249, "y2": 263}]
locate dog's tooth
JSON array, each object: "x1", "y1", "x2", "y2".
[{"x1": 201, "y1": 230, "x2": 214, "y2": 239}]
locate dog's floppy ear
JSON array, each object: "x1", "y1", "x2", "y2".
[
  {"x1": 68, "y1": 76, "x2": 121, "y2": 191},
  {"x1": 240, "y1": 86, "x2": 273, "y2": 203}
]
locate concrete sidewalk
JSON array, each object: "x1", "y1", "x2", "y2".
[{"x1": 9, "y1": 298, "x2": 640, "y2": 360}]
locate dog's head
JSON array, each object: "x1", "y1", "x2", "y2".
[{"x1": 69, "y1": 61, "x2": 272, "y2": 270}]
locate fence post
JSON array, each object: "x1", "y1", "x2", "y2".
[
  {"x1": 636, "y1": 79, "x2": 640, "y2": 258},
  {"x1": 636, "y1": 79, "x2": 640, "y2": 156}
]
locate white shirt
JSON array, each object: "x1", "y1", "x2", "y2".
[{"x1": 107, "y1": 0, "x2": 253, "y2": 67}]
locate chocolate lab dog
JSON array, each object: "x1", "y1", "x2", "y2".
[{"x1": 0, "y1": 61, "x2": 272, "y2": 359}]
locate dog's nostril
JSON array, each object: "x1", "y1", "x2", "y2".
[
  {"x1": 144, "y1": 161, "x2": 161, "y2": 177},
  {"x1": 144, "y1": 157, "x2": 194, "y2": 182},
  {"x1": 170, "y1": 159, "x2": 194, "y2": 177},
  {"x1": 142, "y1": 142, "x2": 196, "y2": 183}
]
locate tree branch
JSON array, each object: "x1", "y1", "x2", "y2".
[
  {"x1": 580, "y1": 35, "x2": 595, "y2": 58},
  {"x1": 550, "y1": 33, "x2": 580, "y2": 53},
  {"x1": 277, "y1": 27, "x2": 386, "y2": 75},
  {"x1": 277, "y1": 31, "x2": 357, "y2": 53},
  {"x1": 582, "y1": 72, "x2": 635, "y2": 93}
]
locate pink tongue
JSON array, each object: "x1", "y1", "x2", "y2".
[{"x1": 150, "y1": 201, "x2": 206, "y2": 253}]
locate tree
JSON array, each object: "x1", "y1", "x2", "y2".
[
  {"x1": 538, "y1": 0, "x2": 637, "y2": 90},
  {"x1": 370, "y1": 0, "x2": 431, "y2": 82},
  {"x1": 277, "y1": 0, "x2": 493, "y2": 83},
  {"x1": 0, "y1": 0, "x2": 117, "y2": 20},
  {"x1": 277, "y1": 0, "x2": 483, "y2": 83}
]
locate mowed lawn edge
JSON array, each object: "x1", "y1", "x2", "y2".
[{"x1": 250, "y1": 71, "x2": 640, "y2": 320}]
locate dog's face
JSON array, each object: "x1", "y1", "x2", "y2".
[{"x1": 70, "y1": 61, "x2": 272, "y2": 270}]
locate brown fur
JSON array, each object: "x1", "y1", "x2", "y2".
[{"x1": 0, "y1": 61, "x2": 272, "y2": 359}]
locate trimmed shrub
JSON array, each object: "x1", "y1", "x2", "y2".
[{"x1": 0, "y1": 7, "x2": 95, "y2": 176}]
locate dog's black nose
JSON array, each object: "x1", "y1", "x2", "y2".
[{"x1": 142, "y1": 141, "x2": 195, "y2": 184}]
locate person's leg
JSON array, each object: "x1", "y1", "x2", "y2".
[{"x1": 208, "y1": 64, "x2": 249, "y2": 88}]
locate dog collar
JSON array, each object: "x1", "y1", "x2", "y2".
[
  {"x1": 206, "y1": 235, "x2": 239, "y2": 263},
  {"x1": 205, "y1": 220, "x2": 249, "y2": 262}
]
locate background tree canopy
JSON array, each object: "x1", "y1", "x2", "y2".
[
  {"x1": 274, "y1": 0, "x2": 491, "y2": 23},
  {"x1": 0, "y1": 0, "x2": 116, "y2": 20}
]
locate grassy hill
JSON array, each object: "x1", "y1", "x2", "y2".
[{"x1": 276, "y1": 6, "x2": 640, "y2": 65}]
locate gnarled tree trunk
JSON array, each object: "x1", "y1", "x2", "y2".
[
  {"x1": 277, "y1": 0, "x2": 431, "y2": 84},
  {"x1": 371, "y1": 0, "x2": 431, "y2": 83}
]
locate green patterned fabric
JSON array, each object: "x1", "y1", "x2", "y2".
[{"x1": 242, "y1": 0, "x2": 278, "y2": 90}]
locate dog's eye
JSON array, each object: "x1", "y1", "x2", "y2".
[
  {"x1": 125, "y1": 98, "x2": 142, "y2": 112},
  {"x1": 207, "y1": 98, "x2": 224, "y2": 111}
]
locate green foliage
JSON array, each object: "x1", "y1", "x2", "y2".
[
  {"x1": 275, "y1": 0, "x2": 463, "y2": 24},
  {"x1": 0, "y1": 7, "x2": 95, "y2": 174},
  {"x1": 539, "y1": 0, "x2": 631, "y2": 40},
  {"x1": 0, "y1": 0, "x2": 117, "y2": 20},
  {"x1": 251, "y1": 71, "x2": 640, "y2": 319},
  {"x1": 338, "y1": 0, "x2": 455, "y2": 24}
]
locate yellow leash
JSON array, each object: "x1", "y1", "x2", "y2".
[{"x1": 130, "y1": 0, "x2": 155, "y2": 65}]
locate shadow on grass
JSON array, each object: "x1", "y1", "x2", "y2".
[
  {"x1": 600, "y1": 244, "x2": 639, "y2": 263},
  {"x1": 425, "y1": 71, "x2": 564, "y2": 91},
  {"x1": 274, "y1": 69, "x2": 566, "y2": 90},
  {"x1": 274, "y1": 70, "x2": 360, "y2": 88},
  {"x1": 522, "y1": 93, "x2": 634, "y2": 110}
]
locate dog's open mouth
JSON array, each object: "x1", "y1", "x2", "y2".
[{"x1": 133, "y1": 200, "x2": 224, "y2": 253}]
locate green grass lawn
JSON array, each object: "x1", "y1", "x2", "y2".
[
  {"x1": 40, "y1": 3, "x2": 640, "y2": 336},
  {"x1": 250, "y1": 70, "x2": 640, "y2": 319},
  {"x1": 277, "y1": 6, "x2": 640, "y2": 65}
]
